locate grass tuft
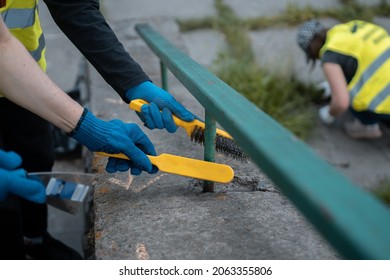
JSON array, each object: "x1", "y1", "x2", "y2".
[{"x1": 211, "y1": 0, "x2": 316, "y2": 138}]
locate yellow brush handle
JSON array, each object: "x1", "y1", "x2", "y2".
[
  {"x1": 129, "y1": 99, "x2": 232, "y2": 139},
  {"x1": 96, "y1": 152, "x2": 234, "y2": 183}
]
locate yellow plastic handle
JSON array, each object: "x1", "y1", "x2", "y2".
[
  {"x1": 96, "y1": 152, "x2": 234, "y2": 183},
  {"x1": 129, "y1": 99, "x2": 232, "y2": 139}
]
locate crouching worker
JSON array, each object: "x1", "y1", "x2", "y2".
[{"x1": 296, "y1": 19, "x2": 390, "y2": 139}]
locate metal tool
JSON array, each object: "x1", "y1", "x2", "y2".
[
  {"x1": 28, "y1": 172, "x2": 94, "y2": 215},
  {"x1": 97, "y1": 152, "x2": 234, "y2": 183}
]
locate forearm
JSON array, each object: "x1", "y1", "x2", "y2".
[
  {"x1": 0, "y1": 32, "x2": 83, "y2": 133},
  {"x1": 323, "y1": 63, "x2": 350, "y2": 117},
  {"x1": 43, "y1": 0, "x2": 150, "y2": 100},
  {"x1": 329, "y1": 98, "x2": 347, "y2": 116}
]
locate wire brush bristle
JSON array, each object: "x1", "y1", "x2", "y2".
[{"x1": 190, "y1": 126, "x2": 248, "y2": 160}]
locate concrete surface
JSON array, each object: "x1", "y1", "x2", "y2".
[{"x1": 40, "y1": 0, "x2": 390, "y2": 260}]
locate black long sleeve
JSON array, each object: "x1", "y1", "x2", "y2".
[{"x1": 43, "y1": 0, "x2": 150, "y2": 102}]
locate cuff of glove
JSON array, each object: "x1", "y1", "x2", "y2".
[
  {"x1": 67, "y1": 108, "x2": 88, "y2": 137},
  {"x1": 68, "y1": 108, "x2": 109, "y2": 151}
]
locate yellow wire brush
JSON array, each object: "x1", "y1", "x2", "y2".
[{"x1": 129, "y1": 99, "x2": 247, "y2": 160}]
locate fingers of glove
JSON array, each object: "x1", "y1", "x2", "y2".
[
  {"x1": 6, "y1": 170, "x2": 46, "y2": 203},
  {"x1": 123, "y1": 144, "x2": 153, "y2": 173},
  {"x1": 106, "y1": 158, "x2": 155, "y2": 176},
  {"x1": 168, "y1": 101, "x2": 196, "y2": 123},
  {"x1": 105, "y1": 158, "x2": 116, "y2": 173},
  {"x1": 150, "y1": 165, "x2": 158, "y2": 174},
  {"x1": 135, "y1": 111, "x2": 146, "y2": 126},
  {"x1": 126, "y1": 81, "x2": 197, "y2": 123},
  {"x1": 152, "y1": 96, "x2": 196, "y2": 123},
  {"x1": 101, "y1": 123, "x2": 155, "y2": 172},
  {"x1": 161, "y1": 108, "x2": 178, "y2": 133},
  {"x1": 0, "y1": 150, "x2": 22, "y2": 170},
  {"x1": 111, "y1": 124, "x2": 154, "y2": 173},
  {"x1": 130, "y1": 167, "x2": 142, "y2": 176},
  {"x1": 140, "y1": 104, "x2": 156, "y2": 130},
  {"x1": 150, "y1": 102, "x2": 166, "y2": 129},
  {"x1": 130, "y1": 165, "x2": 158, "y2": 175},
  {"x1": 105, "y1": 158, "x2": 131, "y2": 173},
  {"x1": 127, "y1": 125, "x2": 157, "y2": 157},
  {"x1": 143, "y1": 102, "x2": 165, "y2": 130}
]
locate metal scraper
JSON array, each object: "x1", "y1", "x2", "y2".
[{"x1": 28, "y1": 172, "x2": 94, "y2": 215}]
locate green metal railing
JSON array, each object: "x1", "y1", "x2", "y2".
[{"x1": 135, "y1": 23, "x2": 390, "y2": 259}]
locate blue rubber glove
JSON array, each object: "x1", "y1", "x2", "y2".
[
  {"x1": 125, "y1": 81, "x2": 196, "y2": 133},
  {"x1": 0, "y1": 149, "x2": 46, "y2": 203},
  {"x1": 70, "y1": 109, "x2": 157, "y2": 175}
]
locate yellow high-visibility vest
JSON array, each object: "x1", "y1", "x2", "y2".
[
  {"x1": 0, "y1": 0, "x2": 46, "y2": 98},
  {"x1": 319, "y1": 20, "x2": 390, "y2": 114}
]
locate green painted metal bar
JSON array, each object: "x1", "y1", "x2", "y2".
[
  {"x1": 160, "y1": 61, "x2": 168, "y2": 91},
  {"x1": 203, "y1": 111, "x2": 217, "y2": 192},
  {"x1": 135, "y1": 23, "x2": 390, "y2": 259}
]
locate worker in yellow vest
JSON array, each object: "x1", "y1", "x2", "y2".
[
  {"x1": 297, "y1": 19, "x2": 390, "y2": 139},
  {"x1": 0, "y1": 0, "x2": 196, "y2": 259}
]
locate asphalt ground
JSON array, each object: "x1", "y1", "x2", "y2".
[{"x1": 40, "y1": 0, "x2": 390, "y2": 259}]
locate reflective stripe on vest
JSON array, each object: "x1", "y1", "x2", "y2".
[
  {"x1": 369, "y1": 83, "x2": 390, "y2": 111},
  {"x1": 30, "y1": 32, "x2": 45, "y2": 62},
  {"x1": 1, "y1": 7, "x2": 35, "y2": 28},
  {"x1": 0, "y1": 1, "x2": 45, "y2": 66},
  {"x1": 349, "y1": 48, "x2": 390, "y2": 100}
]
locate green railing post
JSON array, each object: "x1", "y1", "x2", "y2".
[
  {"x1": 203, "y1": 110, "x2": 217, "y2": 192},
  {"x1": 160, "y1": 61, "x2": 168, "y2": 91}
]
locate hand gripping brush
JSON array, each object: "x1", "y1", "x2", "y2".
[
  {"x1": 96, "y1": 152, "x2": 234, "y2": 184},
  {"x1": 129, "y1": 99, "x2": 247, "y2": 160}
]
